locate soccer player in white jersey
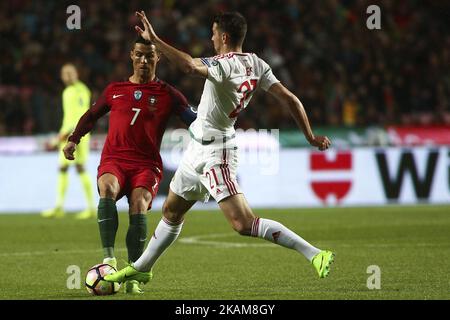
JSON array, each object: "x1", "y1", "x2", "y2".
[{"x1": 105, "y1": 11, "x2": 334, "y2": 285}]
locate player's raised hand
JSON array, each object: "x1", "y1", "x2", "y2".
[
  {"x1": 135, "y1": 11, "x2": 157, "y2": 42},
  {"x1": 309, "y1": 135, "x2": 331, "y2": 151},
  {"x1": 63, "y1": 141, "x2": 77, "y2": 160}
]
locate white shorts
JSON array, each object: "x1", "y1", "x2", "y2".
[{"x1": 170, "y1": 138, "x2": 242, "y2": 203}]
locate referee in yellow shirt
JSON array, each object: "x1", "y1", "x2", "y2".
[{"x1": 41, "y1": 63, "x2": 95, "y2": 219}]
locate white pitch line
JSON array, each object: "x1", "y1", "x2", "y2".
[
  {"x1": 0, "y1": 247, "x2": 128, "y2": 257},
  {"x1": 179, "y1": 233, "x2": 275, "y2": 248},
  {"x1": 178, "y1": 233, "x2": 449, "y2": 249},
  {"x1": 0, "y1": 233, "x2": 448, "y2": 257}
]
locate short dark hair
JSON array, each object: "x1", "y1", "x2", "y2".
[
  {"x1": 213, "y1": 12, "x2": 247, "y2": 47},
  {"x1": 134, "y1": 35, "x2": 153, "y2": 46}
]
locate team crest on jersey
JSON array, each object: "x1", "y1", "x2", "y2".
[{"x1": 134, "y1": 90, "x2": 142, "y2": 100}]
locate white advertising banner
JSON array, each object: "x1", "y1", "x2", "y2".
[
  {"x1": 235, "y1": 147, "x2": 449, "y2": 207},
  {"x1": 0, "y1": 147, "x2": 449, "y2": 213}
]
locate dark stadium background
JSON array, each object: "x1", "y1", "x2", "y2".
[{"x1": 1, "y1": 0, "x2": 449, "y2": 136}]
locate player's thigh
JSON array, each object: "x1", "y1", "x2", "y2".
[
  {"x1": 170, "y1": 154, "x2": 210, "y2": 203},
  {"x1": 218, "y1": 193, "x2": 255, "y2": 232},
  {"x1": 97, "y1": 173, "x2": 121, "y2": 199},
  {"x1": 163, "y1": 189, "x2": 196, "y2": 223},
  {"x1": 129, "y1": 187, "x2": 153, "y2": 214},
  {"x1": 97, "y1": 161, "x2": 125, "y2": 198},
  {"x1": 129, "y1": 167, "x2": 162, "y2": 210}
]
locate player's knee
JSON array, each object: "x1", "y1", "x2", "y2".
[
  {"x1": 142, "y1": 190, "x2": 152, "y2": 204},
  {"x1": 231, "y1": 219, "x2": 251, "y2": 236},
  {"x1": 130, "y1": 189, "x2": 152, "y2": 213},
  {"x1": 162, "y1": 201, "x2": 171, "y2": 216},
  {"x1": 162, "y1": 201, "x2": 184, "y2": 223},
  {"x1": 131, "y1": 197, "x2": 150, "y2": 213},
  {"x1": 99, "y1": 181, "x2": 119, "y2": 199},
  {"x1": 59, "y1": 166, "x2": 69, "y2": 173}
]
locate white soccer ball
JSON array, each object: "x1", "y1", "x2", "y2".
[{"x1": 85, "y1": 264, "x2": 120, "y2": 296}]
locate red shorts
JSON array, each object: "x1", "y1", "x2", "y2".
[{"x1": 97, "y1": 161, "x2": 162, "y2": 209}]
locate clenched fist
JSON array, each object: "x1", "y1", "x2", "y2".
[
  {"x1": 309, "y1": 136, "x2": 331, "y2": 151},
  {"x1": 63, "y1": 141, "x2": 77, "y2": 160}
]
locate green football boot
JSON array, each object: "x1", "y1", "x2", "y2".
[
  {"x1": 125, "y1": 280, "x2": 144, "y2": 294},
  {"x1": 311, "y1": 250, "x2": 335, "y2": 278},
  {"x1": 104, "y1": 265, "x2": 152, "y2": 284}
]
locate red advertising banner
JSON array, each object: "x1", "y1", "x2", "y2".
[{"x1": 387, "y1": 126, "x2": 450, "y2": 146}]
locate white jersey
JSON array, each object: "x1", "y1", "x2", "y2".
[{"x1": 189, "y1": 52, "x2": 280, "y2": 140}]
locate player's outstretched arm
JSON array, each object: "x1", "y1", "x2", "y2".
[
  {"x1": 268, "y1": 82, "x2": 331, "y2": 151},
  {"x1": 135, "y1": 11, "x2": 208, "y2": 78}
]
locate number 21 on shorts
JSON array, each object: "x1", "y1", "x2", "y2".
[{"x1": 205, "y1": 168, "x2": 220, "y2": 190}]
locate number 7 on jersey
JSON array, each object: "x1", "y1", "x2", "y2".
[{"x1": 130, "y1": 108, "x2": 141, "y2": 125}]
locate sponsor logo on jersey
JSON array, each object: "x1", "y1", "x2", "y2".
[{"x1": 134, "y1": 90, "x2": 142, "y2": 100}]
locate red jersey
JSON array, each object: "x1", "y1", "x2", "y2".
[{"x1": 69, "y1": 79, "x2": 189, "y2": 171}]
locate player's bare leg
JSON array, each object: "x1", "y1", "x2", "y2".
[
  {"x1": 97, "y1": 173, "x2": 120, "y2": 268},
  {"x1": 132, "y1": 189, "x2": 196, "y2": 272},
  {"x1": 41, "y1": 165, "x2": 69, "y2": 218},
  {"x1": 74, "y1": 164, "x2": 96, "y2": 219},
  {"x1": 124, "y1": 187, "x2": 153, "y2": 294},
  {"x1": 219, "y1": 193, "x2": 334, "y2": 278}
]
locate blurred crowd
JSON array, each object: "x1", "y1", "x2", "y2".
[{"x1": 0, "y1": 0, "x2": 449, "y2": 136}]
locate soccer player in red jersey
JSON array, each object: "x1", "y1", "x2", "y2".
[{"x1": 62, "y1": 36, "x2": 196, "y2": 294}]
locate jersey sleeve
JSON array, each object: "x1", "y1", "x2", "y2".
[
  {"x1": 258, "y1": 58, "x2": 280, "y2": 91},
  {"x1": 68, "y1": 85, "x2": 111, "y2": 144},
  {"x1": 200, "y1": 57, "x2": 232, "y2": 84},
  {"x1": 168, "y1": 85, "x2": 197, "y2": 126}
]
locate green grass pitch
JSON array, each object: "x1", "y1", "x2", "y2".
[{"x1": 0, "y1": 206, "x2": 449, "y2": 300}]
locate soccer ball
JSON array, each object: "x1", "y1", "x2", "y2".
[{"x1": 85, "y1": 264, "x2": 120, "y2": 296}]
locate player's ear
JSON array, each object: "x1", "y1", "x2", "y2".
[
  {"x1": 156, "y1": 50, "x2": 161, "y2": 62},
  {"x1": 222, "y1": 32, "x2": 229, "y2": 45},
  {"x1": 130, "y1": 49, "x2": 135, "y2": 61}
]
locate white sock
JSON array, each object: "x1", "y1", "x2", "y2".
[
  {"x1": 133, "y1": 217, "x2": 183, "y2": 272},
  {"x1": 251, "y1": 217, "x2": 321, "y2": 261}
]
